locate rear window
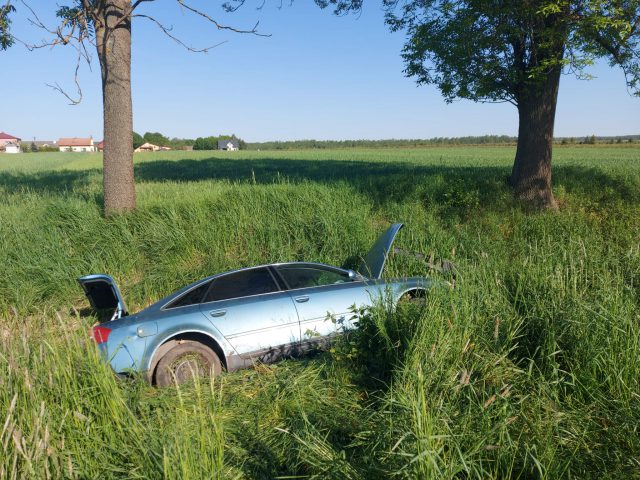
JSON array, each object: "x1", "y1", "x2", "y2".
[{"x1": 165, "y1": 281, "x2": 211, "y2": 309}]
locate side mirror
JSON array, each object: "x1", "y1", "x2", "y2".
[{"x1": 347, "y1": 269, "x2": 358, "y2": 281}]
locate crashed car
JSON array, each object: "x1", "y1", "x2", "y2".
[{"x1": 79, "y1": 223, "x2": 430, "y2": 386}]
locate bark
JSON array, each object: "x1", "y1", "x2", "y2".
[
  {"x1": 95, "y1": 0, "x2": 136, "y2": 215},
  {"x1": 509, "y1": 66, "x2": 562, "y2": 210}
]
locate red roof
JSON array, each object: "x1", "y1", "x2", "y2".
[
  {"x1": 58, "y1": 137, "x2": 93, "y2": 147},
  {"x1": 0, "y1": 132, "x2": 20, "y2": 140}
]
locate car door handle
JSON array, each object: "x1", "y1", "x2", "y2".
[
  {"x1": 294, "y1": 296, "x2": 310, "y2": 303},
  {"x1": 209, "y1": 309, "x2": 226, "y2": 317}
]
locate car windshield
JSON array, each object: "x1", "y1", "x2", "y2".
[
  {"x1": 202, "y1": 267, "x2": 280, "y2": 303},
  {"x1": 276, "y1": 265, "x2": 350, "y2": 290}
]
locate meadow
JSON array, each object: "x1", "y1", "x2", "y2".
[{"x1": 1, "y1": 145, "x2": 639, "y2": 478}]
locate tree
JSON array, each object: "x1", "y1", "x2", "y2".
[
  {"x1": 13, "y1": 1, "x2": 266, "y2": 215},
  {"x1": 193, "y1": 137, "x2": 217, "y2": 150},
  {"x1": 314, "y1": 0, "x2": 640, "y2": 209},
  {"x1": 142, "y1": 131, "x2": 170, "y2": 147},
  {"x1": 0, "y1": 2, "x2": 14, "y2": 50},
  {"x1": 193, "y1": 134, "x2": 245, "y2": 150},
  {"x1": 132, "y1": 131, "x2": 144, "y2": 149}
]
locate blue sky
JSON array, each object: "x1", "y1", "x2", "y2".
[{"x1": 2, "y1": 1, "x2": 639, "y2": 142}]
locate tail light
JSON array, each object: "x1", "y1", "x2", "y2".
[{"x1": 92, "y1": 325, "x2": 112, "y2": 345}]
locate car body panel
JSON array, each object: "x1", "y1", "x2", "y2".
[
  {"x1": 135, "y1": 304, "x2": 237, "y2": 370},
  {"x1": 200, "y1": 291, "x2": 301, "y2": 356},
  {"x1": 80, "y1": 223, "x2": 434, "y2": 380},
  {"x1": 291, "y1": 281, "x2": 380, "y2": 339}
]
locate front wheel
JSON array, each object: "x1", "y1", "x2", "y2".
[
  {"x1": 397, "y1": 290, "x2": 427, "y2": 308},
  {"x1": 154, "y1": 341, "x2": 222, "y2": 387}
]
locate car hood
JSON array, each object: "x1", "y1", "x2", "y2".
[{"x1": 358, "y1": 223, "x2": 403, "y2": 279}]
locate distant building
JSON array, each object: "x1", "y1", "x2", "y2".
[
  {"x1": 4, "y1": 142, "x2": 21, "y2": 154},
  {"x1": 58, "y1": 137, "x2": 96, "y2": 152},
  {"x1": 33, "y1": 140, "x2": 56, "y2": 149},
  {"x1": 0, "y1": 132, "x2": 21, "y2": 149},
  {"x1": 134, "y1": 142, "x2": 170, "y2": 153},
  {"x1": 218, "y1": 139, "x2": 239, "y2": 151},
  {"x1": 96, "y1": 140, "x2": 104, "y2": 152}
]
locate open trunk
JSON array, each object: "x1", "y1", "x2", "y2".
[{"x1": 78, "y1": 274, "x2": 128, "y2": 320}]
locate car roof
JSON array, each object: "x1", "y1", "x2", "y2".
[{"x1": 139, "y1": 261, "x2": 349, "y2": 314}]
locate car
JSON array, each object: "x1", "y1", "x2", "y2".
[{"x1": 79, "y1": 223, "x2": 431, "y2": 386}]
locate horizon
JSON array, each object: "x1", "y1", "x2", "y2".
[{"x1": 2, "y1": 132, "x2": 640, "y2": 144}]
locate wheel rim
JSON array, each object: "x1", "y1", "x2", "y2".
[{"x1": 168, "y1": 353, "x2": 210, "y2": 384}]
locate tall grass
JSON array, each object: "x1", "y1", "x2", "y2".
[{"x1": 0, "y1": 146, "x2": 639, "y2": 478}]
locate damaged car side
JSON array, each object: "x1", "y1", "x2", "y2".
[{"x1": 79, "y1": 223, "x2": 431, "y2": 386}]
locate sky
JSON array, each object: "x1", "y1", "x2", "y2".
[{"x1": 1, "y1": 1, "x2": 639, "y2": 142}]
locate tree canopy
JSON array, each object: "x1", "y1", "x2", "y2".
[
  {"x1": 133, "y1": 131, "x2": 144, "y2": 149},
  {"x1": 0, "y1": 2, "x2": 14, "y2": 50},
  {"x1": 193, "y1": 134, "x2": 244, "y2": 150},
  {"x1": 143, "y1": 132, "x2": 171, "y2": 147},
  {"x1": 314, "y1": 1, "x2": 640, "y2": 103}
]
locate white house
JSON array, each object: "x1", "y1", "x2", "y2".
[
  {"x1": 58, "y1": 137, "x2": 96, "y2": 152},
  {"x1": 217, "y1": 139, "x2": 239, "y2": 151},
  {"x1": 5, "y1": 142, "x2": 21, "y2": 154}
]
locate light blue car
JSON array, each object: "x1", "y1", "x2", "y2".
[{"x1": 79, "y1": 223, "x2": 431, "y2": 386}]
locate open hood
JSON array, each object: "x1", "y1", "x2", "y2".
[
  {"x1": 78, "y1": 274, "x2": 128, "y2": 320},
  {"x1": 358, "y1": 223, "x2": 404, "y2": 279}
]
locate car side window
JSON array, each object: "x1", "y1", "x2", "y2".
[
  {"x1": 165, "y1": 281, "x2": 211, "y2": 309},
  {"x1": 202, "y1": 268, "x2": 280, "y2": 303},
  {"x1": 276, "y1": 266, "x2": 350, "y2": 290}
]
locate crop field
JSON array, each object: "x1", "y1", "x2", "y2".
[{"x1": 1, "y1": 145, "x2": 639, "y2": 478}]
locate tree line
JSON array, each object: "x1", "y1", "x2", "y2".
[
  {"x1": 245, "y1": 135, "x2": 638, "y2": 150},
  {"x1": 132, "y1": 132, "x2": 246, "y2": 150},
  {"x1": 14, "y1": 133, "x2": 637, "y2": 153}
]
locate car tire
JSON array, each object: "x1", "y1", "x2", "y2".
[
  {"x1": 398, "y1": 290, "x2": 427, "y2": 308},
  {"x1": 154, "y1": 341, "x2": 222, "y2": 387}
]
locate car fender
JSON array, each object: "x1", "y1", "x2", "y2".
[{"x1": 143, "y1": 325, "x2": 236, "y2": 377}]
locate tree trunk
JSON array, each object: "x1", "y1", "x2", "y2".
[
  {"x1": 95, "y1": 0, "x2": 136, "y2": 215},
  {"x1": 509, "y1": 66, "x2": 562, "y2": 210}
]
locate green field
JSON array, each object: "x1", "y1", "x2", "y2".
[{"x1": 1, "y1": 146, "x2": 639, "y2": 478}]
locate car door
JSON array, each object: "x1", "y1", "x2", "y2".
[
  {"x1": 275, "y1": 264, "x2": 375, "y2": 341},
  {"x1": 198, "y1": 267, "x2": 301, "y2": 358}
]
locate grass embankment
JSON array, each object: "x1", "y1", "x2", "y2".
[{"x1": 1, "y1": 146, "x2": 639, "y2": 478}]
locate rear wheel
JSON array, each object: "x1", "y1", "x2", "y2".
[{"x1": 154, "y1": 341, "x2": 222, "y2": 387}]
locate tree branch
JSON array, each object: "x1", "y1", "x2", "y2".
[
  {"x1": 133, "y1": 13, "x2": 227, "y2": 52},
  {"x1": 46, "y1": 49, "x2": 83, "y2": 104},
  {"x1": 176, "y1": 0, "x2": 271, "y2": 36}
]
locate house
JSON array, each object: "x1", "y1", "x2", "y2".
[
  {"x1": 134, "y1": 142, "x2": 170, "y2": 153},
  {"x1": 96, "y1": 140, "x2": 104, "y2": 152},
  {"x1": 4, "y1": 142, "x2": 21, "y2": 154},
  {"x1": 218, "y1": 139, "x2": 239, "y2": 151},
  {"x1": 0, "y1": 132, "x2": 21, "y2": 149},
  {"x1": 58, "y1": 137, "x2": 96, "y2": 152}
]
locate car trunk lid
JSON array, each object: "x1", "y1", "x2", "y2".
[
  {"x1": 358, "y1": 223, "x2": 404, "y2": 279},
  {"x1": 78, "y1": 274, "x2": 128, "y2": 320}
]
